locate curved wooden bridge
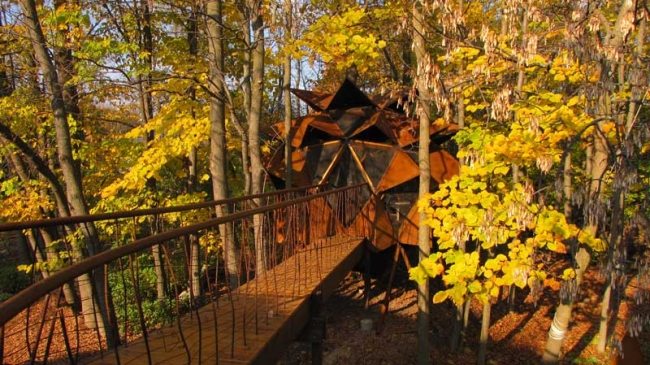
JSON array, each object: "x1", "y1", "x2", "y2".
[{"x1": 0, "y1": 184, "x2": 379, "y2": 365}]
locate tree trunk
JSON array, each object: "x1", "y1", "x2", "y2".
[
  {"x1": 450, "y1": 304, "x2": 462, "y2": 351},
  {"x1": 247, "y1": 0, "x2": 266, "y2": 272},
  {"x1": 238, "y1": 1, "x2": 252, "y2": 122},
  {"x1": 592, "y1": 0, "x2": 636, "y2": 351},
  {"x1": 19, "y1": 0, "x2": 108, "y2": 335},
  {"x1": 0, "y1": 14, "x2": 13, "y2": 97},
  {"x1": 542, "y1": 248, "x2": 591, "y2": 363},
  {"x1": 225, "y1": 100, "x2": 252, "y2": 200},
  {"x1": 207, "y1": 0, "x2": 239, "y2": 288},
  {"x1": 543, "y1": 2, "x2": 635, "y2": 360},
  {"x1": 136, "y1": 0, "x2": 167, "y2": 302},
  {"x1": 53, "y1": 0, "x2": 81, "y2": 131},
  {"x1": 187, "y1": 4, "x2": 201, "y2": 298},
  {"x1": 598, "y1": 168, "x2": 626, "y2": 352},
  {"x1": 478, "y1": 300, "x2": 492, "y2": 365},
  {"x1": 563, "y1": 153, "x2": 572, "y2": 218},
  {"x1": 0, "y1": 131, "x2": 70, "y2": 219},
  {"x1": 5, "y1": 152, "x2": 78, "y2": 307},
  {"x1": 283, "y1": 0, "x2": 293, "y2": 189},
  {"x1": 412, "y1": 3, "x2": 431, "y2": 364}
]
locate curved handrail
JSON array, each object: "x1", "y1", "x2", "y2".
[
  {"x1": 0, "y1": 183, "x2": 368, "y2": 328},
  {"x1": 0, "y1": 184, "x2": 322, "y2": 232}
]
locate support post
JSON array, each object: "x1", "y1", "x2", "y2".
[
  {"x1": 310, "y1": 289, "x2": 325, "y2": 365},
  {"x1": 363, "y1": 248, "x2": 371, "y2": 309},
  {"x1": 377, "y1": 243, "x2": 402, "y2": 334}
]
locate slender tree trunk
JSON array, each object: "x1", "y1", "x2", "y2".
[
  {"x1": 53, "y1": 0, "x2": 81, "y2": 131},
  {"x1": 6, "y1": 152, "x2": 78, "y2": 307},
  {"x1": 478, "y1": 300, "x2": 492, "y2": 365},
  {"x1": 0, "y1": 14, "x2": 13, "y2": 97},
  {"x1": 247, "y1": 0, "x2": 266, "y2": 272},
  {"x1": 296, "y1": 59, "x2": 303, "y2": 116},
  {"x1": 19, "y1": 0, "x2": 108, "y2": 335},
  {"x1": 542, "y1": 1, "x2": 635, "y2": 360},
  {"x1": 227, "y1": 103, "x2": 252, "y2": 198},
  {"x1": 237, "y1": 1, "x2": 252, "y2": 121},
  {"x1": 592, "y1": 1, "x2": 636, "y2": 351},
  {"x1": 207, "y1": 0, "x2": 239, "y2": 288},
  {"x1": 542, "y1": 248, "x2": 591, "y2": 363},
  {"x1": 136, "y1": 0, "x2": 167, "y2": 302},
  {"x1": 0, "y1": 131, "x2": 69, "y2": 218},
  {"x1": 283, "y1": 0, "x2": 293, "y2": 189},
  {"x1": 597, "y1": 280, "x2": 612, "y2": 352},
  {"x1": 450, "y1": 303, "x2": 462, "y2": 351},
  {"x1": 600, "y1": 19, "x2": 647, "y2": 350},
  {"x1": 413, "y1": 3, "x2": 431, "y2": 363},
  {"x1": 186, "y1": 3, "x2": 201, "y2": 298},
  {"x1": 563, "y1": 153, "x2": 572, "y2": 218}
]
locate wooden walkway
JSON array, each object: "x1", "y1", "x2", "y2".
[{"x1": 86, "y1": 235, "x2": 365, "y2": 365}]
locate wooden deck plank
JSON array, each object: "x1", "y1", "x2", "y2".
[{"x1": 85, "y1": 235, "x2": 365, "y2": 365}]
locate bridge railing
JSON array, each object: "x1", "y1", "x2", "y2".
[
  {"x1": 0, "y1": 183, "x2": 370, "y2": 364},
  {"x1": 0, "y1": 183, "x2": 325, "y2": 267},
  {"x1": 0, "y1": 184, "x2": 324, "y2": 322}
]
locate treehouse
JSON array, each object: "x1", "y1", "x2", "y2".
[{"x1": 266, "y1": 79, "x2": 460, "y2": 251}]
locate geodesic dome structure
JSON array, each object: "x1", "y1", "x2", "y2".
[{"x1": 266, "y1": 79, "x2": 459, "y2": 251}]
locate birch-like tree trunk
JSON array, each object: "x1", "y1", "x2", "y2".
[
  {"x1": 187, "y1": 2, "x2": 201, "y2": 298},
  {"x1": 412, "y1": 3, "x2": 431, "y2": 364},
  {"x1": 283, "y1": 0, "x2": 293, "y2": 189},
  {"x1": 133, "y1": 0, "x2": 167, "y2": 302},
  {"x1": 247, "y1": 0, "x2": 266, "y2": 272},
  {"x1": 543, "y1": 1, "x2": 636, "y2": 360},
  {"x1": 542, "y1": 248, "x2": 591, "y2": 363},
  {"x1": 19, "y1": 0, "x2": 108, "y2": 335},
  {"x1": 207, "y1": 0, "x2": 239, "y2": 288}
]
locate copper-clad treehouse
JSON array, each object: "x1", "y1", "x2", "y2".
[{"x1": 267, "y1": 79, "x2": 460, "y2": 251}]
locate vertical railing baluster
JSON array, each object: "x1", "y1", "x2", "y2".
[
  {"x1": 128, "y1": 254, "x2": 152, "y2": 365},
  {"x1": 28, "y1": 293, "x2": 51, "y2": 365},
  {"x1": 204, "y1": 242, "x2": 219, "y2": 365},
  {"x1": 42, "y1": 289, "x2": 65, "y2": 363},
  {"x1": 58, "y1": 303, "x2": 75, "y2": 364},
  {"x1": 161, "y1": 243, "x2": 191, "y2": 363},
  {"x1": 183, "y1": 233, "x2": 202, "y2": 365},
  {"x1": 104, "y1": 262, "x2": 121, "y2": 364}
]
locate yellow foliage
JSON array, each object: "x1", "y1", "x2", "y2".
[{"x1": 290, "y1": 6, "x2": 392, "y2": 73}]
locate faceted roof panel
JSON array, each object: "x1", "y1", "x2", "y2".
[
  {"x1": 325, "y1": 78, "x2": 375, "y2": 110},
  {"x1": 349, "y1": 141, "x2": 396, "y2": 190},
  {"x1": 304, "y1": 141, "x2": 342, "y2": 185},
  {"x1": 266, "y1": 146, "x2": 312, "y2": 187},
  {"x1": 290, "y1": 88, "x2": 332, "y2": 111},
  {"x1": 328, "y1": 106, "x2": 375, "y2": 135},
  {"x1": 430, "y1": 148, "x2": 460, "y2": 184},
  {"x1": 351, "y1": 110, "x2": 398, "y2": 144},
  {"x1": 290, "y1": 114, "x2": 341, "y2": 148},
  {"x1": 375, "y1": 149, "x2": 419, "y2": 193}
]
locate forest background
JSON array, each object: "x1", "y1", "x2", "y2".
[{"x1": 0, "y1": 0, "x2": 648, "y2": 364}]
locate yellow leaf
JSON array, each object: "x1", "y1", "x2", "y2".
[
  {"x1": 432, "y1": 291, "x2": 449, "y2": 304},
  {"x1": 489, "y1": 286, "x2": 499, "y2": 297},
  {"x1": 561, "y1": 268, "x2": 576, "y2": 280},
  {"x1": 468, "y1": 280, "x2": 482, "y2": 293}
]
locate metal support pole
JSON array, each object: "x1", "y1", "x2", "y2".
[
  {"x1": 363, "y1": 248, "x2": 371, "y2": 309},
  {"x1": 310, "y1": 289, "x2": 325, "y2": 365}
]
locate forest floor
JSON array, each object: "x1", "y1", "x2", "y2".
[
  {"x1": 279, "y1": 267, "x2": 650, "y2": 365},
  {"x1": 4, "y1": 262, "x2": 648, "y2": 364}
]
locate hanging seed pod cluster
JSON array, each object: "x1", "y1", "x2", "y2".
[{"x1": 266, "y1": 79, "x2": 460, "y2": 251}]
